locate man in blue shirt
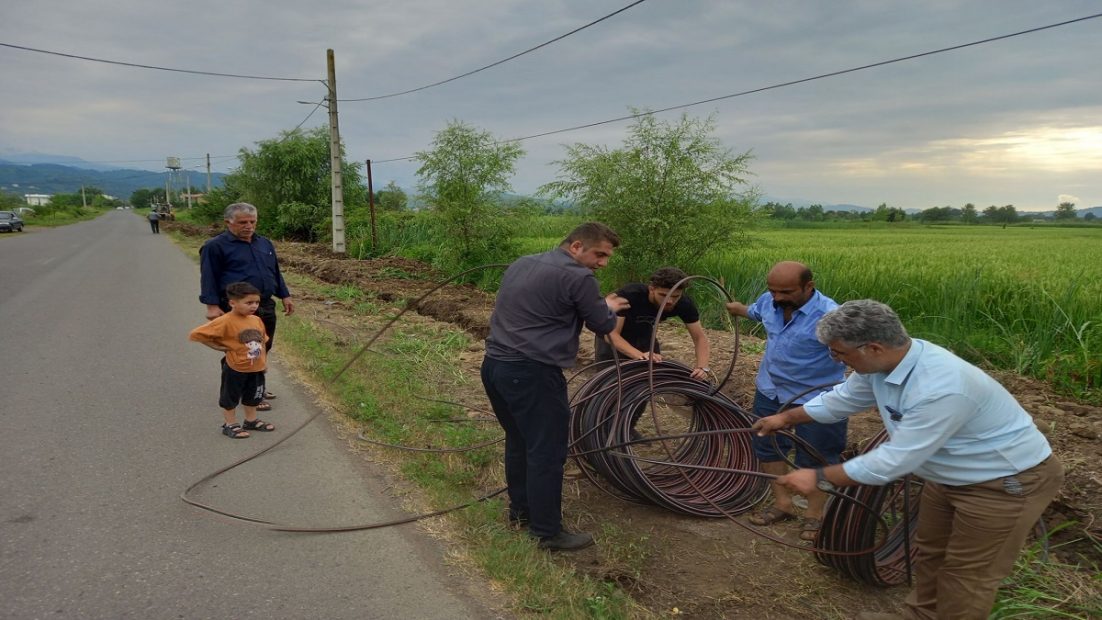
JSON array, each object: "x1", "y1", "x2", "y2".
[
  {"x1": 199, "y1": 203, "x2": 295, "y2": 410},
  {"x1": 756, "y1": 300, "x2": 1063, "y2": 620},
  {"x1": 482, "y1": 222, "x2": 629, "y2": 551},
  {"x1": 726, "y1": 261, "x2": 846, "y2": 540}
]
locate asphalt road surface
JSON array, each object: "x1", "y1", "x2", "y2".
[{"x1": 0, "y1": 211, "x2": 495, "y2": 619}]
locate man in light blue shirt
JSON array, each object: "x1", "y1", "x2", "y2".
[
  {"x1": 726, "y1": 261, "x2": 846, "y2": 540},
  {"x1": 755, "y1": 300, "x2": 1063, "y2": 620}
]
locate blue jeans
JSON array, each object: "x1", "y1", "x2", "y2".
[
  {"x1": 751, "y1": 390, "x2": 847, "y2": 468},
  {"x1": 481, "y1": 357, "x2": 571, "y2": 538}
]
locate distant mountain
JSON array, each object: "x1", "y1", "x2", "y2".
[
  {"x1": 0, "y1": 151, "x2": 124, "y2": 172},
  {"x1": 0, "y1": 161, "x2": 225, "y2": 200},
  {"x1": 762, "y1": 196, "x2": 873, "y2": 212}
]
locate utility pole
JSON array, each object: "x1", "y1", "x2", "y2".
[
  {"x1": 81, "y1": 185, "x2": 87, "y2": 208},
  {"x1": 327, "y1": 49, "x2": 346, "y2": 253},
  {"x1": 206, "y1": 153, "x2": 212, "y2": 194},
  {"x1": 186, "y1": 171, "x2": 193, "y2": 209},
  {"x1": 366, "y1": 159, "x2": 377, "y2": 253}
]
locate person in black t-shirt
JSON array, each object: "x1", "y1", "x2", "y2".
[{"x1": 594, "y1": 267, "x2": 712, "y2": 381}]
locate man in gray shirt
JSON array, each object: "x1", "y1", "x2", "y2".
[{"x1": 482, "y1": 222, "x2": 630, "y2": 551}]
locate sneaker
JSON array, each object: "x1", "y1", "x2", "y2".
[{"x1": 537, "y1": 530, "x2": 594, "y2": 551}]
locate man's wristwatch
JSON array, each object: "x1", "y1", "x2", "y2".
[{"x1": 815, "y1": 467, "x2": 836, "y2": 492}]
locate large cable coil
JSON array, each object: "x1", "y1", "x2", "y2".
[
  {"x1": 815, "y1": 429, "x2": 922, "y2": 586},
  {"x1": 569, "y1": 360, "x2": 769, "y2": 517}
]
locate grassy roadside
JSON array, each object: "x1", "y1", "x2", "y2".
[{"x1": 15, "y1": 205, "x2": 111, "y2": 229}]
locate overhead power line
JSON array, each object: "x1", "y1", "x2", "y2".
[
  {"x1": 0, "y1": 42, "x2": 322, "y2": 82},
  {"x1": 371, "y1": 11, "x2": 1102, "y2": 164},
  {"x1": 340, "y1": 0, "x2": 649, "y2": 102}
]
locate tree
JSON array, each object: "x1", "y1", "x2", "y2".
[
  {"x1": 540, "y1": 111, "x2": 756, "y2": 279},
  {"x1": 1054, "y1": 201, "x2": 1077, "y2": 221},
  {"x1": 415, "y1": 121, "x2": 524, "y2": 272},
  {"x1": 229, "y1": 126, "x2": 368, "y2": 239},
  {"x1": 0, "y1": 190, "x2": 23, "y2": 210},
  {"x1": 984, "y1": 204, "x2": 1017, "y2": 228},
  {"x1": 375, "y1": 181, "x2": 408, "y2": 211},
  {"x1": 961, "y1": 203, "x2": 977, "y2": 224},
  {"x1": 1084, "y1": 212, "x2": 1097, "y2": 222}
]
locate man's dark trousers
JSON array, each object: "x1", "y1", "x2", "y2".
[{"x1": 481, "y1": 356, "x2": 571, "y2": 538}]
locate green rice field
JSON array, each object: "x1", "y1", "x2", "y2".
[{"x1": 510, "y1": 221, "x2": 1102, "y2": 399}]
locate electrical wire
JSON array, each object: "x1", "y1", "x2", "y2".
[
  {"x1": 368, "y1": 11, "x2": 1102, "y2": 164},
  {"x1": 339, "y1": 0, "x2": 649, "y2": 102},
  {"x1": 0, "y1": 42, "x2": 322, "y2": 82}
]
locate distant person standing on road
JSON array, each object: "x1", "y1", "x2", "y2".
[
  {"x1": 482, "y1": 222, "x2": 630, "y2": 551},
  {"x1": 147, "y1": 209, "x2": 160, "y2": 234},
  {"x1": 199, "y1": 202, "x2": 294, "y2": 412}
]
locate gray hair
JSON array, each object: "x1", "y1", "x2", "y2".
[
  {"x1": 224, "y1": 202, "x2": 258, "y2": 221},
  {"x1": 816, "y1": 299, "x2": 910, "y2": 348}
]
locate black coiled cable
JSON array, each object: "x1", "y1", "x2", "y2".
[
  {"x1": 815, "y1": 429, "x2": 922, "y2": 586},
  {"x1": 569, "y1": 360, "x2": 769, "y2": 516}
]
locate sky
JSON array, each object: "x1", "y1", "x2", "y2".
[{"x1": 2, "y1": 0, "x2": 1100, "y2": 212}]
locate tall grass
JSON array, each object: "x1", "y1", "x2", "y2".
[
  {"x1": 696, "y1": 225, "x2": 1102, "y2": 398},
  {"x1": 363, "y1": 214, "x2": 1101, "y2": 398}
]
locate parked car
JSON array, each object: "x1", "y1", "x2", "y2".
[{"x1": 0, "y1": 211, "x2": 24, "y2": 232}]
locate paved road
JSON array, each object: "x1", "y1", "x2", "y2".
[{"x1": 0, "y1": 211, "x2": 494, "y2": 619}]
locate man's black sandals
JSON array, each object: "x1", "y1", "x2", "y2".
[{"x1": 242, "y1": 418, "x2": 275, "y2": 432}]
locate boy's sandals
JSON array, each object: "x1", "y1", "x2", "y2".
[
  {"x1": 222, "y1": 423, "x2": 250, "y2": 439},
  {"x1": 748, "y1": 506, "x2": 797, "y2": 526},
  {"x1": 800, "y1": 518, "x2": 822, "y2": 541},
  {"x1": 256, "y1": 401, "x2": 272, "y2": 411},
  {"x1": 242, "y1": 418, "x2": 275, "y2": 432},
  {"x1": 263, "y1": 391, "x2": 277, "y2": 400}
]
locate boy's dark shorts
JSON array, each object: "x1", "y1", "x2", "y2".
[{"x1": 219, "y1": 358, "x2": 266, "y2": 410}]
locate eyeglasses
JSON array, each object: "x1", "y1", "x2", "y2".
[{"x1": 828, "y1": 343, "x2": 869, "y2": 359}]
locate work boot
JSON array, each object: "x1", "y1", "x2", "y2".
[{"x1": 537, "y1": 530, "x2": 594, "y2": 551}]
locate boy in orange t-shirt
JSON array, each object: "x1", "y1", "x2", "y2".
[{"x1": 189, "y1": 282, "x2": 275, "y2": 438}]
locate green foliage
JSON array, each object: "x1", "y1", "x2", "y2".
[
  {"x1": 272, "y1": 200, "x2": 329, "y2": 242},
  {"x1": 540, "y1": 110, "x2": 758, "y2": 281},
  {"x1": 983, "y1": 204, "x2": 1020, "y2": 226},
  {"x1": 0, "y1": 190, "x2": 24, "y2": 210},
  {"x1": 187, "y1": 184, "x2": 240, "y2": 224},
  {"x1": 375, "y1": 180, "x2": 407, "y2": 211},
  {"x1": 415, "y1": 121, "x2": 524, "y2": 274},
  {"x1": 227, "y1": 126, "x2": 367, "y2": 239},
  {"x1": 129, "y1": 187, "x2": 167, "y2": 210},
  {"x1": 1055, "y1": 201, "x2": 1078, "y2": 221}
]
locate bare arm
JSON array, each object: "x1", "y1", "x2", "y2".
[
  {"x1": 725, "y1": 300, "x2": 750, "y2": 318},
  {"x1": 606, "y1": 316, "x2": 661, "y2": 361},
  {"x1": 685, "y1": 321, "x2": 711, "y2": 379}
]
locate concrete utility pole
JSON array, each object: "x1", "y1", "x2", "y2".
[
  {"x1": 206, "y1": 153, "x2": 212, "y2": 194},
  {"x1": 327, "y1": 49, "x2": 346, "y2": 253},
  {"x1": 81, "y1": 186, "x2": 87, "y2": 208},
  {"x1": 186, "y1": 172, "x2": 193, "y2": 209}
]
